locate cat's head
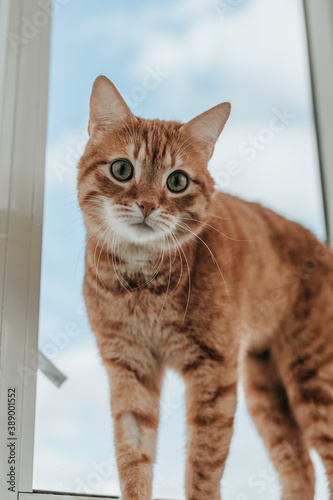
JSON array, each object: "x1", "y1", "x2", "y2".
[{"x1": 78, "y1": 76, "x2": 230, "y2": 248}]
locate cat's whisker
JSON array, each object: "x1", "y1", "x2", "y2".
[
  {"x1": 93, "y1": 226, "x2": 107, "y2": 273},
  {"x1": 59, "y1": 210, "x2": 104, "y2": 239},
  {"x1": 107, "y1": 233, "x2": 119, "y2": 286},
  {"x1": 182, "y1": 216, "x2": 256, "y2": 243},
  {"x1": 177, "y1": 222, "x2": 229, "y2": 297},
  {"x1": 129, "y1": 247, "x2": 165, "y2": 291},
  {"x1": 79, "y1": 203, "x2": 105, "y2": 221},
  {"x1": 113, "y1": 234, "x2": 133, "y2": 295},
  {"x1": 163, "y1": 229, "x2": 191, "y2": 314},
  {"x1": 171, "y1": 244, "x2": 178, "y2": 265},
  {"x1": 159, "y1": 238, "x2": 172, "y2": 319},
  {"x1": 207, "y1": 212, "x2": 231, "y2": 221},
  {"x1": 154, "y1": 219, "x2": 177, "y2": 238},
  {"x1": 105, "y1": 233, "x2": 113, "y2": 271},
  {"x1": 81, "y1": 195, "x2": 104, "y2": 210},
  {"x1": 44, "y1": 198, "x2": 79, "y2": 222},
  {"x1": 108, "y1": 233, "x2": 132, "y2": 295},
  {"x1": 73, "y1": 218, "x2": 109, "y2": 292},
  {"x1": 167, "y1": 229, "x2": 184, "y2": 294},
  {"x1": 169, "y1": 228, "x2": 191, "y2": 320},
  {"x1": 93, "y1": 227, "x2": 109, "y2": 299},
  {"x1": 56, "y1": 215, "x2": 85, "y2": 238},
  {"x1": 137, "y1": 255, "x2": 164, "y2": 289},
  {"x1": 96, "y1": 228, "x2": 110, "y2": 285}
]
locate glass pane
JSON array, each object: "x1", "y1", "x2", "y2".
[{"x1": 34, "y1": 0, "x2": 327, "y2": 498}]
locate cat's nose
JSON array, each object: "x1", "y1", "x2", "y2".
[{"x1": 137, "y1": 200, "x2": 159, "y2": 217}]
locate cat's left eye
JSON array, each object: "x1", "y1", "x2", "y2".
[
  {"x1": 167, "y1": 171, "x2": 189, "y2": 193},
  {"x1": 110, "y1": 159, "x2": 133, "y2": 182}
]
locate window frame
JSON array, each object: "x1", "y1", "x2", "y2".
[
  {"x1": 0, "y1": 0, "x2": 51, "y2": 497},
  {"x1": 19, "y1": 494, "x2": 118, "y2": 500},
  {"x1": 0, "y1": 1, "x2": 332, "y2": 499},
  {"x1": 303, "y1": 0, "x2": 333, "y2": 245}
]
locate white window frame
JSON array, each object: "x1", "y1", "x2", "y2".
[
  {"x1": 0, "y1": 0, "x2": 51, "y2": 498},
  {"x1": 0, "y1": 1, "x2": 332, "y2": 500},
  {"x1": 303, "y1": 0, "x2": 333, "y2": 245}
]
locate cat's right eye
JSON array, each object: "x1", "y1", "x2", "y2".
[
  {"x1": 167, "y1": 170, "x2": 189, "y2": 193},
  {"x1": 110, "y1": 159, "x2": 133, "y2": 182}
]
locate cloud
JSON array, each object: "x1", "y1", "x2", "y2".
[
  {"x1": 68, "y1": 0, "x2": 311, "y2": 122},
  {"x1": 47, "y1": 0, "x2": 313, "y2": 133}
]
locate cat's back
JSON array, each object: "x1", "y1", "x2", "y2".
[
  {"x1": 206, "y1": 190, "x2": 333, "y2": 333},
  {"x1": 211, "y1": 190, "x2": 332, "y2": 273}
]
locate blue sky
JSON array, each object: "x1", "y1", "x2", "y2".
[{"x1": 34, "y1": 0, "x2": 328, "y2": 498}]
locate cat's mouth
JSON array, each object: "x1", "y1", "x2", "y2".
[{"x1": 131, "y1": 221, "x2": 154, "y2": 232}]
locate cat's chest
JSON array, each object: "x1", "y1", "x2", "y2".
[{"x1": 84, "y1": 268, "x2": 186, "y2": 338}]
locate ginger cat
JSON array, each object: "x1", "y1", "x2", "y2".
[{"x1": 78, "y1": 75, "x2": 333, "y2": 500}]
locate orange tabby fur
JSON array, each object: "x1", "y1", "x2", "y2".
[{"x1": 78, "y1": 76, "x2": 333, "y2": 500}]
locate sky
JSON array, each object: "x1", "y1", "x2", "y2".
[{"x1": 33, "y1": 0, "x2": 328, "y2": 498}]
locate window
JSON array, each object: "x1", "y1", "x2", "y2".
[{"x1": 1, "y1": 1, "x2": 332, "y2": 499}]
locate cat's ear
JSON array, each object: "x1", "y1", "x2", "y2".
[
  {"x1": 88, "y1": 75, "x2": 136, "y2": 136},
  {"x1": 180, "y1": 103, "x2": 231, "y2": 159}
]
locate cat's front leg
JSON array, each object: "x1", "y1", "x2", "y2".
[
  {"x1": 103, "y1": 354, "x2": 163, "y2": 500},
  {"x1": 182, "y1": 355, "x2": 238, "y2": 500}
]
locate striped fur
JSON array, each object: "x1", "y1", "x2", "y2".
[{"x1": 78, "y1": 76, "x2": 333, "y2": 500}]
